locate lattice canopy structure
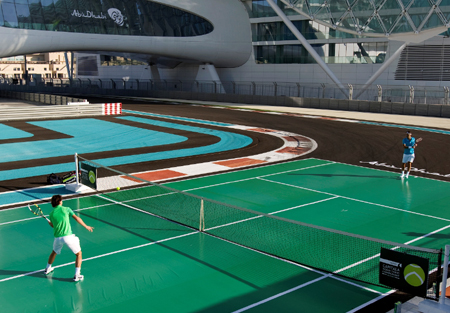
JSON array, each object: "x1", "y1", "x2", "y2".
[{"x1": 281, "y1": 0, "x2": 450, "y2": 38}]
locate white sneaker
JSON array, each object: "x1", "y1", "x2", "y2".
[
  {"x1": 44, "y1": 266, "x2": 54, "y2": 275},
  {"x1": 405, "y1": 173, "x2": 409, "y2": 178},
  {"x1": 400, "y1": 173, "x2": 404, "y2": 178},
  {"x1": 73, "y1": 274, "x2": 84, "y2": 282}
]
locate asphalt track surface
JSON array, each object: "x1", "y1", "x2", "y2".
[{"x1": 2, "y1": 97, "x2": 450, "y2": 312}]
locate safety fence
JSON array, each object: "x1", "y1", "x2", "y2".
[
  {"x1": 1, "y1": 78, "x2": 450, "y2": 105},
  {"x1": 1, "y1": 79, "x2": 450, "y2": 118}
]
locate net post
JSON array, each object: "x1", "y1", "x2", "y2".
[
  {"x1": 74, "y1": 153, "x2": 79, "y2": 185},
  {"x1": 437, "y1": 248, "x2": 443, "y2": 300},
  {"x1": 199, "y1": 199, "x2": 205, "y2": 232},
  {"x1": 440, "y1": 245, "x2": 449, "y2": 304}
]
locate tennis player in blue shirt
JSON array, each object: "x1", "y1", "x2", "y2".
[{"x1": 401, "y1": 131, "x2": 418, "y2": 178}]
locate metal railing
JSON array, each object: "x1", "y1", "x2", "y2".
[{"x1": 0, "y1": 77, "x2": 448, "y2": 105}]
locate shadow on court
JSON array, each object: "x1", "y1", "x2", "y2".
[
  {"x1": 77, "y1": 211, "x2": 262, "y2": 289},
  {"x1": 0, "y1": 269, "x2": 73, "y2": 282},
  {"x1": 287, "y1": 173, "x2": 397, "y2": 179},
  {"x1": 403, "y1": 232, "x2": 450, "y2": 240},
  {"x1": 192, "y1": 272, "x2": 376, "y2": 313}
]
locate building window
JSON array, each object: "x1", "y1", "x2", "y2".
[
  {"x1": 255, "y1": 42, "x2": 387, "y2": 64},
  {"x1": 0, "y1": 0, "x2": 213, "y2": 37},
  {"x1": 100, "y1": 55, "x2": 147, "y2": 66},
  {"x1": 253, "y1": 21, "x2": 360, "y2": 42},
  {"x1": 250, "y1": 0, "x2": 297, "y2": 18}
]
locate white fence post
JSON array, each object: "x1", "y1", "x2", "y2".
[
  {"x1": 377, "y1": 85, "x2": 383, "y2": 102},
  {"x1": 444, "y1": 87, "x2": 449, "y2": 105},
  {"x1": 409, "y1": 85, "x2": 415, "y2": 103}
]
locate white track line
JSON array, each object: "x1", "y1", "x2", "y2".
[{"x1": 258, "y1": 177, "x2": 450, "y2": 223}]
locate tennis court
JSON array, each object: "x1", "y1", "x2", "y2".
[{"x1": 1, "y1": 158, "x2": 449, "y2": 312}]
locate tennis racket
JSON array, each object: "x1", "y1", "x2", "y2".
[
  {"x1": 416, "y1": 137, "x2": 422, "y2": 143},
  {"x1": 28, "y1": 203, "x2": 50, "y2": 222}
]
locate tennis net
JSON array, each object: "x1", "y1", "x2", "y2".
[{"x1": 76, "y1": 155, "x2": 443, "y2": 299}]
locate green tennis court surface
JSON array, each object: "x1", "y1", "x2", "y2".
[{"x1": 1, "y1": 158, "x2": 449, "y2": 312}]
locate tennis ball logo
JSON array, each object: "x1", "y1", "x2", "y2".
[
  {"x1": 404, "y1": 264, "x2": 425, "y2": 287},
  {"x1": 88, "y1": 170, "x2": 96, "y2": 184}
]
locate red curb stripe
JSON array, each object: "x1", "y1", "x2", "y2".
[
  {"x1": 214, "y1": 158, "x2": 267, "y2": 168},
  {"x1": 122, "y1": 170, "x2": 186, "y2": 182}
]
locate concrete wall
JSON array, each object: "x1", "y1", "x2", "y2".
[
  {"x1": 2, "y1": 87, "x2": 449, "y2": 118},
  {"x1": 0, "y1": 90, "x2": 86, "y2": 105}
]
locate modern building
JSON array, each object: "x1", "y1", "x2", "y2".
[
  {"x1": 0, "y1": 52, "x2": 74, "y2": 80},
  {"x1": 0, "y1": 0, "x2": 252, "y2": 81},
  {"x1": 0, "y1": 0, "x2": 450, "y2": 93}
]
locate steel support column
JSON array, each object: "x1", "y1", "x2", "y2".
[
  {"x1": 355, "y1": 43, "x2": 407, "y2": 99},
  {"x1": 265, "y1": 0, "x2": 347, "y2": 97}
]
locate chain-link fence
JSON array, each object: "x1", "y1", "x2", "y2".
[{"x1": 0, "y1": 77, "x2": 449, "y2": 105}]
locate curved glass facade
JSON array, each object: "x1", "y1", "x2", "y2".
[
  {"x1": 0, "y1": 0, "x2": 213, "y2": 37},
  {"x1": 277, "y1": 0, "x2": 450, "y2": 36}
]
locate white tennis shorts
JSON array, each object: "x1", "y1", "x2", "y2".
[
  {"x1": 53, "y1": 234, "x2": 81, "y2": 255},
  {"x1": 402, "y1": 154, "x2": 415, "y2": 164}
]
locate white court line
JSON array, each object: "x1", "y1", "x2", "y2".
[
  {"x1": 0, "y1": 231, "x2": 196, "y2": 283},
  {"x1": 231, "y1": 274, "x2": 332, "y2": 313},
  {"x1": 335, "y1": 223, "x2": 450, "y2": 274},
  {"x1": 1, "y1": 159, "x2": 444, "y2": 311},
  {"x1": 1, "y1": 195, "x2": 333, "y2": 283},
  {"x1": 184, "y1": 161, "x2": 335, "y2": 192},
  {"x1": 0, "y1": 202, "x2": 115, "y2": 226},
  {"x1": 205, "y1": 197, "x2": 338, "y2": 231},
  {"x1": 0, "y1": 187, "x2": 437, "y2": 313},
  {"x1": 257, "y1": 177, "x2": 450, "y2": 223},
  {"x1": 0, "y1": 216, "x2": 41, "y2": 225},
  {"x1": 0, "y1": 192, "x2": 202, "y2": 283},
  {"x1": 0, "y1": 195, "x2": 354, "y2": 289},
  {"x1": 345, "y1": 290, "x2": 397, "y2": 313},
  {"x1": 95, "y1": 194, "x2": 193, "y2": 227},
  {"x1": 226, "y1": 178, "x2": 450, "y2": 312},
  {"x1": 231, "y1": 222, "x2": 450, "y2": 313},
  {"x1": 0, "y1": 189, "x2": 180, "y2": 226}
]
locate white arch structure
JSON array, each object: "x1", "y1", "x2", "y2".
[{"x1": 0, "y1": 0, "x2": 252, "y2": 69}]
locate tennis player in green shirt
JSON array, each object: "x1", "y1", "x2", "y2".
[{"x1": 44, "y1": 195, "x2": 94, "y2": 282}]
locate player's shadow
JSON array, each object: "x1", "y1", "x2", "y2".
[{"x1": 0, "y1": 269, "x2": 73, "y2": 282}]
